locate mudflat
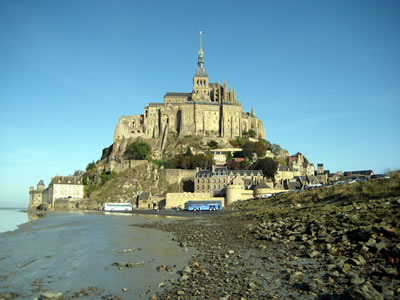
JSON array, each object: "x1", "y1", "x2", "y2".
[{"x1": 0, "y1": 212, "x2": 195, "y2": 299}]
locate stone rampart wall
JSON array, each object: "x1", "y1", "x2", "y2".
[
  {"x1": 54, "y1": 198, "x2": 81, "y2": 210},
  {"x1": 105, "y1": 159, "x2": 148, "y2": 173},
  {"x1": 161, "y1": 169, "x2": 197, "y2": 185},
  {"x1": 165, "y1": 192, "x2": 224, "y2": 209}
]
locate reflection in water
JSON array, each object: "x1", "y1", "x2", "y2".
[
  {"x1": 0, "y1": 212, "x2": 196, "y2": 299},
  {"x1": 104, "y1": 211, "x2": 189, "y2": 220},
  {"x1": 27, "y1": 210, "x2": 45, "y2": 222},
  {"x1": 0, "y1": 209, "x2": 30, "y2": 233}
]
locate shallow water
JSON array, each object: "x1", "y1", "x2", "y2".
[
  {"x1": 0, "y1": 208, "x2": 29, "y2": 233},
  {"x1": 0, "y1": 212, "x2": 195, "y2": 299}
]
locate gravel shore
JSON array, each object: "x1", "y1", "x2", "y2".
[{"x1": 138, "y1": 196, "x2": 400, "y2": 299}]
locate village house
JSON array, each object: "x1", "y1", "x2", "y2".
[
  {"x1": 194, "y1": 166, "x2": 263, "y2": 196},
  {"x1": 42, "y1": 176, "x2": 84, "y2": 209}
]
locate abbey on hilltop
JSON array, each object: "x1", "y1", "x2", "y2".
[{"x1": 113, "y1": 32, "x2": 266, "y2": 146}]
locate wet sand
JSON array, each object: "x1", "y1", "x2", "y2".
[{"x1": 0, "y1": 212, "x2": 196, "y2": 299}]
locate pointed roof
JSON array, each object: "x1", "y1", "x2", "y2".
[
  {"x1": 194, "y1": 31, "x2": 208, "y2": 77},
  {"x1": 255, "y1": 181, "x2": 269, "y2": 189}
]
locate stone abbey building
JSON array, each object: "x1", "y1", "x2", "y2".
[{"x1": 113, "y1": 33, "x2": 266, "y2": 146}]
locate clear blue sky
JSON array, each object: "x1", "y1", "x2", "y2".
[{"x1": 1, "y1": 0, "x2": 399, "y2": 207}]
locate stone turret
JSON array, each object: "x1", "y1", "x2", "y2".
[
  {"x1": 29, "y1": 179, "x2": 45, "y2": 210},
  {"x1": 225, "y1": 176, "x2": 243, "y2": 206},
  {"x1": 317, "y1": 163, "x2": 324, "y2": 174},
  {"x1": 37, "y1": 180, "x2": 45, "y2": 191}
]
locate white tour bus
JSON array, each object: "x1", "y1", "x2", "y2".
[{"x1": 104, "y1": 203, "x2": 133, "y2": 212}]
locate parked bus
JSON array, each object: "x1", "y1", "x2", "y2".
[
  {"x1": 104, "y1": 203, "x2": 133, "y2": 212},
  {"x1": 184, "y1": 200, "x2": 222, "y2": 211}
]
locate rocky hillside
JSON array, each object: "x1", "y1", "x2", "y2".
[
  {"x1": 81, "y1": 162, "x2": 180, "y2": 209},
  {"x1": 161, "y1": 134, "x2": 232, "y2": 158}
]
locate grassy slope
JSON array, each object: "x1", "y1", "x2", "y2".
[
  {"x1": 89, "y1": 163, "x2": 179, "y2": 204},
  {"x1": 230, "y1": 172, "x2": 400, "y2": 221}
]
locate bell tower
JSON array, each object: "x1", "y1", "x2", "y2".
[{"x1": 192, "y1": 31, "x2": 210, "y2": 102}]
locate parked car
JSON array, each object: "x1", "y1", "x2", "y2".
[{"x1": 261, "y1": 193, "x2": 272, "y2": 199}]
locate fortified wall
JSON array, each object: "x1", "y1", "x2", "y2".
[
  {"x1": 160, "y1": 169, "x2": 197, "y2": 185},
  {"x1": 165, "y1": 192, "x2": 225, "y2": 209}
]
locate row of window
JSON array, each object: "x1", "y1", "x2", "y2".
[
  {"x1": 196, "y1": 184, "x2": 224, "y2": 190},
  {"x1": 196, "y1": 79, "x2": 207, "y2": 86},
  {"x1": 197, "y1": 178, "x2": 227, "y2": 184}
]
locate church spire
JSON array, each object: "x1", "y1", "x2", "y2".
[
  {"x1": 198, "y1": 31, "x2": 204, "y2": 67},
  {"x1": 194, "y1": 31, "x2": 207, "y2": 77}
]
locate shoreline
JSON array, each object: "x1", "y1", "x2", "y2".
[
  {"x1": 0, "y1": 211, "x2": 197, "y2": 300},
  {"x1": 138, "y1": 196, "x2": 400, "y2": 299},
  {"x1": 27, "y1": 207, "x2": 233, "y2": 218},
  {"x1": 5, "y1": 190, "x2": 399, "y2": 299}
]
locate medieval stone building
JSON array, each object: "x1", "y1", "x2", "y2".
[
  {"x1": 28, "y1": 180, "x2": 45, "y2": 209},
  {"x1": 113, "y1": 33, "x2": 265, "y2": 151}
]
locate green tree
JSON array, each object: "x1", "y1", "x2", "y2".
[
  {"x1": 124, "y1": 141, "x2": 152, "y2": 160},
  {"x1": 101, "y1": 145, "x2": 113, "y2": 160},
  {"x1": 271, "y1": 144, "x2": 281, "y2": 156},
  {"x1": 247, "y1": 129, "x2": 257, "y2": 138},
  {"x1": 252, "y1": 158, "x2": 278, "y2": 179},
  {"x1": 207, "y1": 140, "x2": 218, "y2": 149},
  {"x1": 151, "y1": 159, "x2": 175, "y2": 169},
  {"x1": 233, "y1": 151, "x2": 245, "y2": 158},
  {"x1": 181, "y1": 155, "x2": 192, "y2": 169},
  {"x1": 231, "y1": 136, "x2": 246, "y2": 147},
  {"x1": 254, "y1": 141, "x2": 267, "y2": 158},
  {"x1": 242, "y1": 142, "x2": 256, "y2": 159},
  {"x1": 226, "y1": 160, "x2": 241, "y2": 170},
  {"x1": 172, "y1": 154, "x2": 184, "y2": 168},
  {"x1": 86, "y1": 161, "x2": 96, "y2": 171},
  {"x1": 100, "y1": 171, "x2": 116, "y2": 185},
  {"x1": 240, "y1": 159, "x2": 251, "y2": 170},
  {"x1": 73, "y1": 170, "x2": 84, "y2": 176},
  {"x1": 226, "y1": 151, "x2": 233, "y2": 161},
  {"x1": 259, "y1": 139, "x2": 272, "y2": 150},
  {"x1": 185, "y1": 146, "x2": 193, "y2": 156}
]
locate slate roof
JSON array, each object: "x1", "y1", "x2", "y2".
[
  {"x1": 194, "y1": 66, "x2": 208, "y2": 77},
  {"x1": 229, "y1": 170, "x2": 264, "y2": 177},
  {"x1": 196, "y1": 167, "x2": 229, "y2": 178},
  {"x1": 243, "y1": 179, "x2": 254, "y2": 186},
  {"x1": 51, "y1": 176, "x2": 82, "y2": 185},
  {"x1": 274, "y1": 181, "x2": 283, "y2": 189},
  {"x1": 165, "y1": 92, "x2": 192, "y2": 97},
  {"x1": 195, "y1": 168, "x2": 263, "y2": 178},
  {"x1": 279, "y1": 166, "x2": 290, "y2": 172},
  {"x1": 209, "y1": 82, "x2": 221, "y2": 88},
  {"x1": 255, "y1": 181, "x2": 269, "y2": 189},
  {"x1": 306, "y1": 175, "x2": 320, "y2": 185},
  {"x1": 138, "y1": 192, "x2": 150, "y2": 201},
  {"x1": 297, "y1": 176, "x2": 307, "y2": 184},
  {"x1": 288, "y1": 181, "x2": 301, "y2": 190}
]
